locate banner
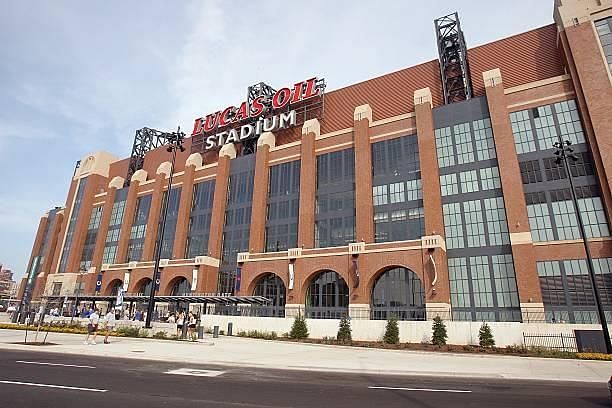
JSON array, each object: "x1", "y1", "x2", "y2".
[
  {"x1": 95, "y1": 272, "x2": 103, "y2": 293},
  {"x1": 191, "y1": 268, "x2": 198, "y2": 291},
  {"x1": 115, "y1": 288, "x2": 124, "y2": 309},
  {"x1": 155, "y1": 269, "x2": 161, "y2": 292},
  {"x1": 235, "y1": 267, "x2": 241, "y2": 292},
  {"x1": 288, "y1": 263, "x2": 295, "y2": 290},
  {"x1": 123, "y1": 271, "x2": 130, "y2": 291}
]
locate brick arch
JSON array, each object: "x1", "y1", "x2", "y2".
[
  {"x1": 301, "y1": 267, "x2": 350, "y2": 304},
  {"x1": 246, "y1": 271, "x2": 288, "y2": 296},
  {"x1": 102, "y1": 278, "x2": 123, "y2": 296},
  {"x1": 163, "y1": 275, "x2": 191, "y2": 296},
  {"x1": 366, "y1": 263, "x2": 424, "y2": 297},
  {"x1": 131, "y1": 277, "x2": 153, "y2": 294}
]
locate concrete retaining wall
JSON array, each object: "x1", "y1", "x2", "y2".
[{"x1": 199, "y1": 315, "x2": 604, "y2": 347}]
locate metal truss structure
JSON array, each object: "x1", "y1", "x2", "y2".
[
  {"x1": 125, "y1": 127, "x2": 185, "y2": 187},
  {"x1": 434, "y1": 12, "x2": 473, "y2": 104}
]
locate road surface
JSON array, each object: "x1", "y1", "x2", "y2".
[{"x1": 0, "y1": 349, "x2": 607, "y2": 407}]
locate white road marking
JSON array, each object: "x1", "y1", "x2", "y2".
[
  {"x1": 368, "y1": 386, "x2": 472, "y2": 393},
  {"x1": 165, "y1": 368, "x2": 225, "y2": 377},
  {"x1": 0, "y1": 380, "x2": 107, "y2": 392},
  {"x1": 16, "y1": 360, "x2": 95, "y2": 369}
]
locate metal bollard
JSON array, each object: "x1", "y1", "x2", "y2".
[
  {"x1": 198, "y1": 325, "x2": 204, "y2": 340},
  {"x1": 227, "y1": 322, "x2": 233, "y2": 336},
  {"x1": 213, "y1": 325, "x2": 219, "y2": 338}
]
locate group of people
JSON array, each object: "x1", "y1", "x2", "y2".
[
  {"x1": 83, "y1": 307, "x2": 117, "y2": 345},
  {"x1": 166, "y1": 311, "x2": 197, "y2": 337}
]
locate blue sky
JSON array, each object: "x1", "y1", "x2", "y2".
[{"x1": 0, "y1": 1, "x2": 553, "y2": 279}]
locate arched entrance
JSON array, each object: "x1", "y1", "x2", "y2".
[
  {"x1": 170, "y1": 277, "x2": 191, "y2": 296},
  {"x1": 108, "y1": 279, "x2": 123, "y2": 296},
  {"x1": 253, "y1": 273, "x2": 286, "y2": 317},
  {"x1": 305, "y1": 270, "x2": 349, "y2": 319},
  {"x1": 137, "y1": 278, "x2": 153, "y2": 297},
  {"x1": 371, "y1": 267, "x2": 425, "y2": 320}
]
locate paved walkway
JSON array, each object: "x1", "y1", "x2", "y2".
[{"x1": 0, "y1": 328, "x2": 610, "y2": 383}]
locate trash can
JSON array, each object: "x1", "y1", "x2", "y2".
[
  {"x1": 227, "y1": 322, "x2": 233, "y2": 336},
  {"x1": 213, "y1": 325, "x2": 219, "y2": 338}
]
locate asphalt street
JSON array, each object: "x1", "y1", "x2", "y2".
[{"x1": 0, "y1": 349, "x2": 608, "y2": 407}]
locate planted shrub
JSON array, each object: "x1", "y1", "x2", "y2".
[
  {"x1": 478, "y1": 322, "x2": 495, "y2": 348},
  {"x1": 336, "y1": 317, "x2": 352, "y2": 344},
  {"x1": 383, "y1": 315, "x2": 399, "y2": 344},
  {"x1": 431, "y1": 316, "x2": 448, "y2": 346},
  {"x1": 116, "y1": 326, "x2": 142, "y2": 338},
  {"x1": 152, "y1": 331, "x2": 167, "y2": 339},
  {"x1": 289, "y1": 313, "x2": 309, "y2": 339}
]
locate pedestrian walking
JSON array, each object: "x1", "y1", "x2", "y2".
[
  {"x1": 103, "y1": 308, "x2": 116, "y2": 344},
  {"x1": 188, "y1": 312, "x2": 197, "y2": 338},
  {"x1": 84, "y1": 307, "x2": 100, "y2": 345},
  {"x1": 176, "y1": 311, "x2": 184, "y2": 337}
]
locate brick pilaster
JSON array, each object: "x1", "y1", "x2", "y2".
[
  {"x1": 297, "y1": 119, "x2": 319, "y2": 249},
  {"x1": 353, "y1": 105, "x2": 374, "y2": 243}
]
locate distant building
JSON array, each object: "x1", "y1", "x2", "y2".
[{"x1": 0, "y1": 266, "x2": 16, "y2": 297}]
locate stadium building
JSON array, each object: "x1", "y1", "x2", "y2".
[{"x1": 20, "y1": 0, "x2": 612, "y2": 324}]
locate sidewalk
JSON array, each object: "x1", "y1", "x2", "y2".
[{"x1": 0, "y1": 328, "x2": 610, "y2": 383}]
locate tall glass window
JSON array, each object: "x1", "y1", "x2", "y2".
[
  {"x1": 186, "y1": 180, "x2": 215, "y2": 258},
  {"x1": 219, "y1": 155, "x2": 256, "y2": 294},
  {"x1": 371, "y1": 135, "x2": 423, "y2": 243},
  {"x1": 102, "y1": 187, "x2": 127, "y2": 265},
  {"x1": 315, "y1": 149, "x2": 355, "y2": 248},
  {"x1": 126, "y1": 195, "x2": 152, "y2": 262},
  {"x1": 154, "y1": 187, "x2": 181, "y2": 259},
  {"x1": 370, "y1": 267, "x2": 425, "y2": 320},
  {"x1": 266, "y1": 160, "x2": 300, "y2": 252},
  {"x1": 305, "y1": 270, "x2": 349, "y2": 319},
  {"x1": 59, "y1": 178, "x2": 88, "y2": 272},
  {"x1": 595, "y1": 17, "x2": 612, "y2": 74},
  {"x1": 79, "y1": 206, "x2": 103, "y2": 271}
]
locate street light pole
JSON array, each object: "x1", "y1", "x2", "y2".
[
  {"x1": 554, "y1": 140, "x2": 612, "y2": 354},
  {"x1": 145, "y1": 127, "x2": 185, "y2": 329}
]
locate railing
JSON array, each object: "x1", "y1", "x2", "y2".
[
  {"x1": 522, "y1": 332, "x2": 578, "y2": 352},
  {"x1": 370, "y1": 307, "x2": 427, "y2": 321},
  {"x1": 304, "y1": 306, "x2": 348, "y2": 319},
  {"x1": 208, "y1": 304, "x2": 285, "y2": 318}
]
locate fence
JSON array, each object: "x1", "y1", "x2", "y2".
[{"x1": 522, "y1": 332, "x2": 578, "y2": 352}]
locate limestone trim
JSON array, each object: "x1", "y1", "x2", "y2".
[
  {"x1": 371, "y1": 112, "x2": 415, "y2": 127},
  {"x1": 353, "y1": 104, "x2": 372, "y2": 124},
  {"x1": 532, "y1": 236, "x2": 612, "y2": 246},
  {"x1": 186, "y1": 153, "x2": 203, "y2": 168},
  {"x1": 257, "y1": 132, "x2": 276, "y2": 148},
  {"x1": 137, "y1": 189, "x2": 155, "y2": 196},
  {"x1": 504, "y1": 74, "x2": 572, "y2": 94},
  {"x1": 156, "y1": 161, "x2": 172, "y2": 177},
  {"x1": 92, "y1": 201, "x2": 106, "y2": 206},
  {"x1": 193, "y1": 175, "x2": 217, "y2": 182},
  {"x1": 413, "y1": 87, "x2": 432, "y2": 107},
  {"x1": 94, "y1": 192, "x2": 107, "y2": 198},
  {"x1": 269, "y1": 154, "x2": 301, "y2": 165},
  {"x1": 73, "y1": 151, "x2": 119, "y2": 180},
  {"x1": 219, "y1": 143, "x2": 237, "y2": 159},
  {"x1": 369, "y1": 127, "x2": 417, "y2": 142},
  {"x1": 302, "y1": 119, "x2": 320, "y2": 138},
  {"x1": 506, "y1": 92, "x2": 576, "y2": 110},
  {"x1": 315, "y1": 141, "x2": 354, "y2": 154},
  {"x1": 108, "y1": 176, "x2": 125, "y2": 190},
  {"x1": 555, "y1": 0, "x2": 612, "y2": 30},
  {"x1": 315, "y1": 127, "x2": 353, "y2": 141},
  {"x1": 510, "y1": 232, "x2": 533, "y2": 246},
  {"x1": 131, "y1": 169, "x2": 148, "y2": 183},
  {"x1": 483, "y1": 68, "x2": 503, "y2": 88}
]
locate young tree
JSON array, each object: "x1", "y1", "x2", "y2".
[
  {"x1": 289, "y1": 313, "x2": 309, "y2": 339},
  {"x1": 431, "y1": 316, "x2": 448, "y2": 346},
  {"x1": 478, "y1": 322, "x2": 495, "y2": 348},
  {"x1": 383, "y1": 315, "x2": 400, "y2": 344},
  {"x1": 337, "y1": 317, "x2": 352, "y2": 344}
]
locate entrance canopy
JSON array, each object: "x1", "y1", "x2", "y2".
[{"x1": 44, "y1": 294, "x2": 271, "y2": 305}]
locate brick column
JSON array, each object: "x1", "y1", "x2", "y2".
[
  {"x1": 297, "y1": 119, "x2": 319, "y2": 249},
  {"x1": 353, "y1": 105, "x2": 374, "y2": 243},
  {"x1": 249, "y1": 132, "x2": 275, "y2": 253},
  {"x1": 116, "y1": 170, "x2": 147, "y2": 263},
  {"x1": 173, "y1": 154, "x2": 201, "y2": 259},
  {"x1": 92, "y1": 177, "x2": 123, "y2": 269},
  {"x1": 415, "y1": 88, "x2": 451, "y2": 316},
  {"x1": 483, "y1": 68, "x2": 544, "y2": 320}
]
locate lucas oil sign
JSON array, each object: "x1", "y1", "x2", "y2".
[{"x1": 191, "y1": 77, "x2": 324, "y2": 151}]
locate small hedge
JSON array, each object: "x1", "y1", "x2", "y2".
[
  {"x1": 236, "y1": 330, "x2": 278, "y2": 340},
  {"x1": 576, "y1": 352, "x2": 612, "y2": 361}
]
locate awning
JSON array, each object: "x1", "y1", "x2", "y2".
[{"x1": 43, "y1": 295, "x2": 271, "y2": 305}]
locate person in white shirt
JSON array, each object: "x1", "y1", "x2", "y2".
[
  {"x1": 104, "y1": 309, "x2": 116, "y2": 344},
  {"x1": 84, "y1": 307, "x2": 100, "y2": 345}
]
